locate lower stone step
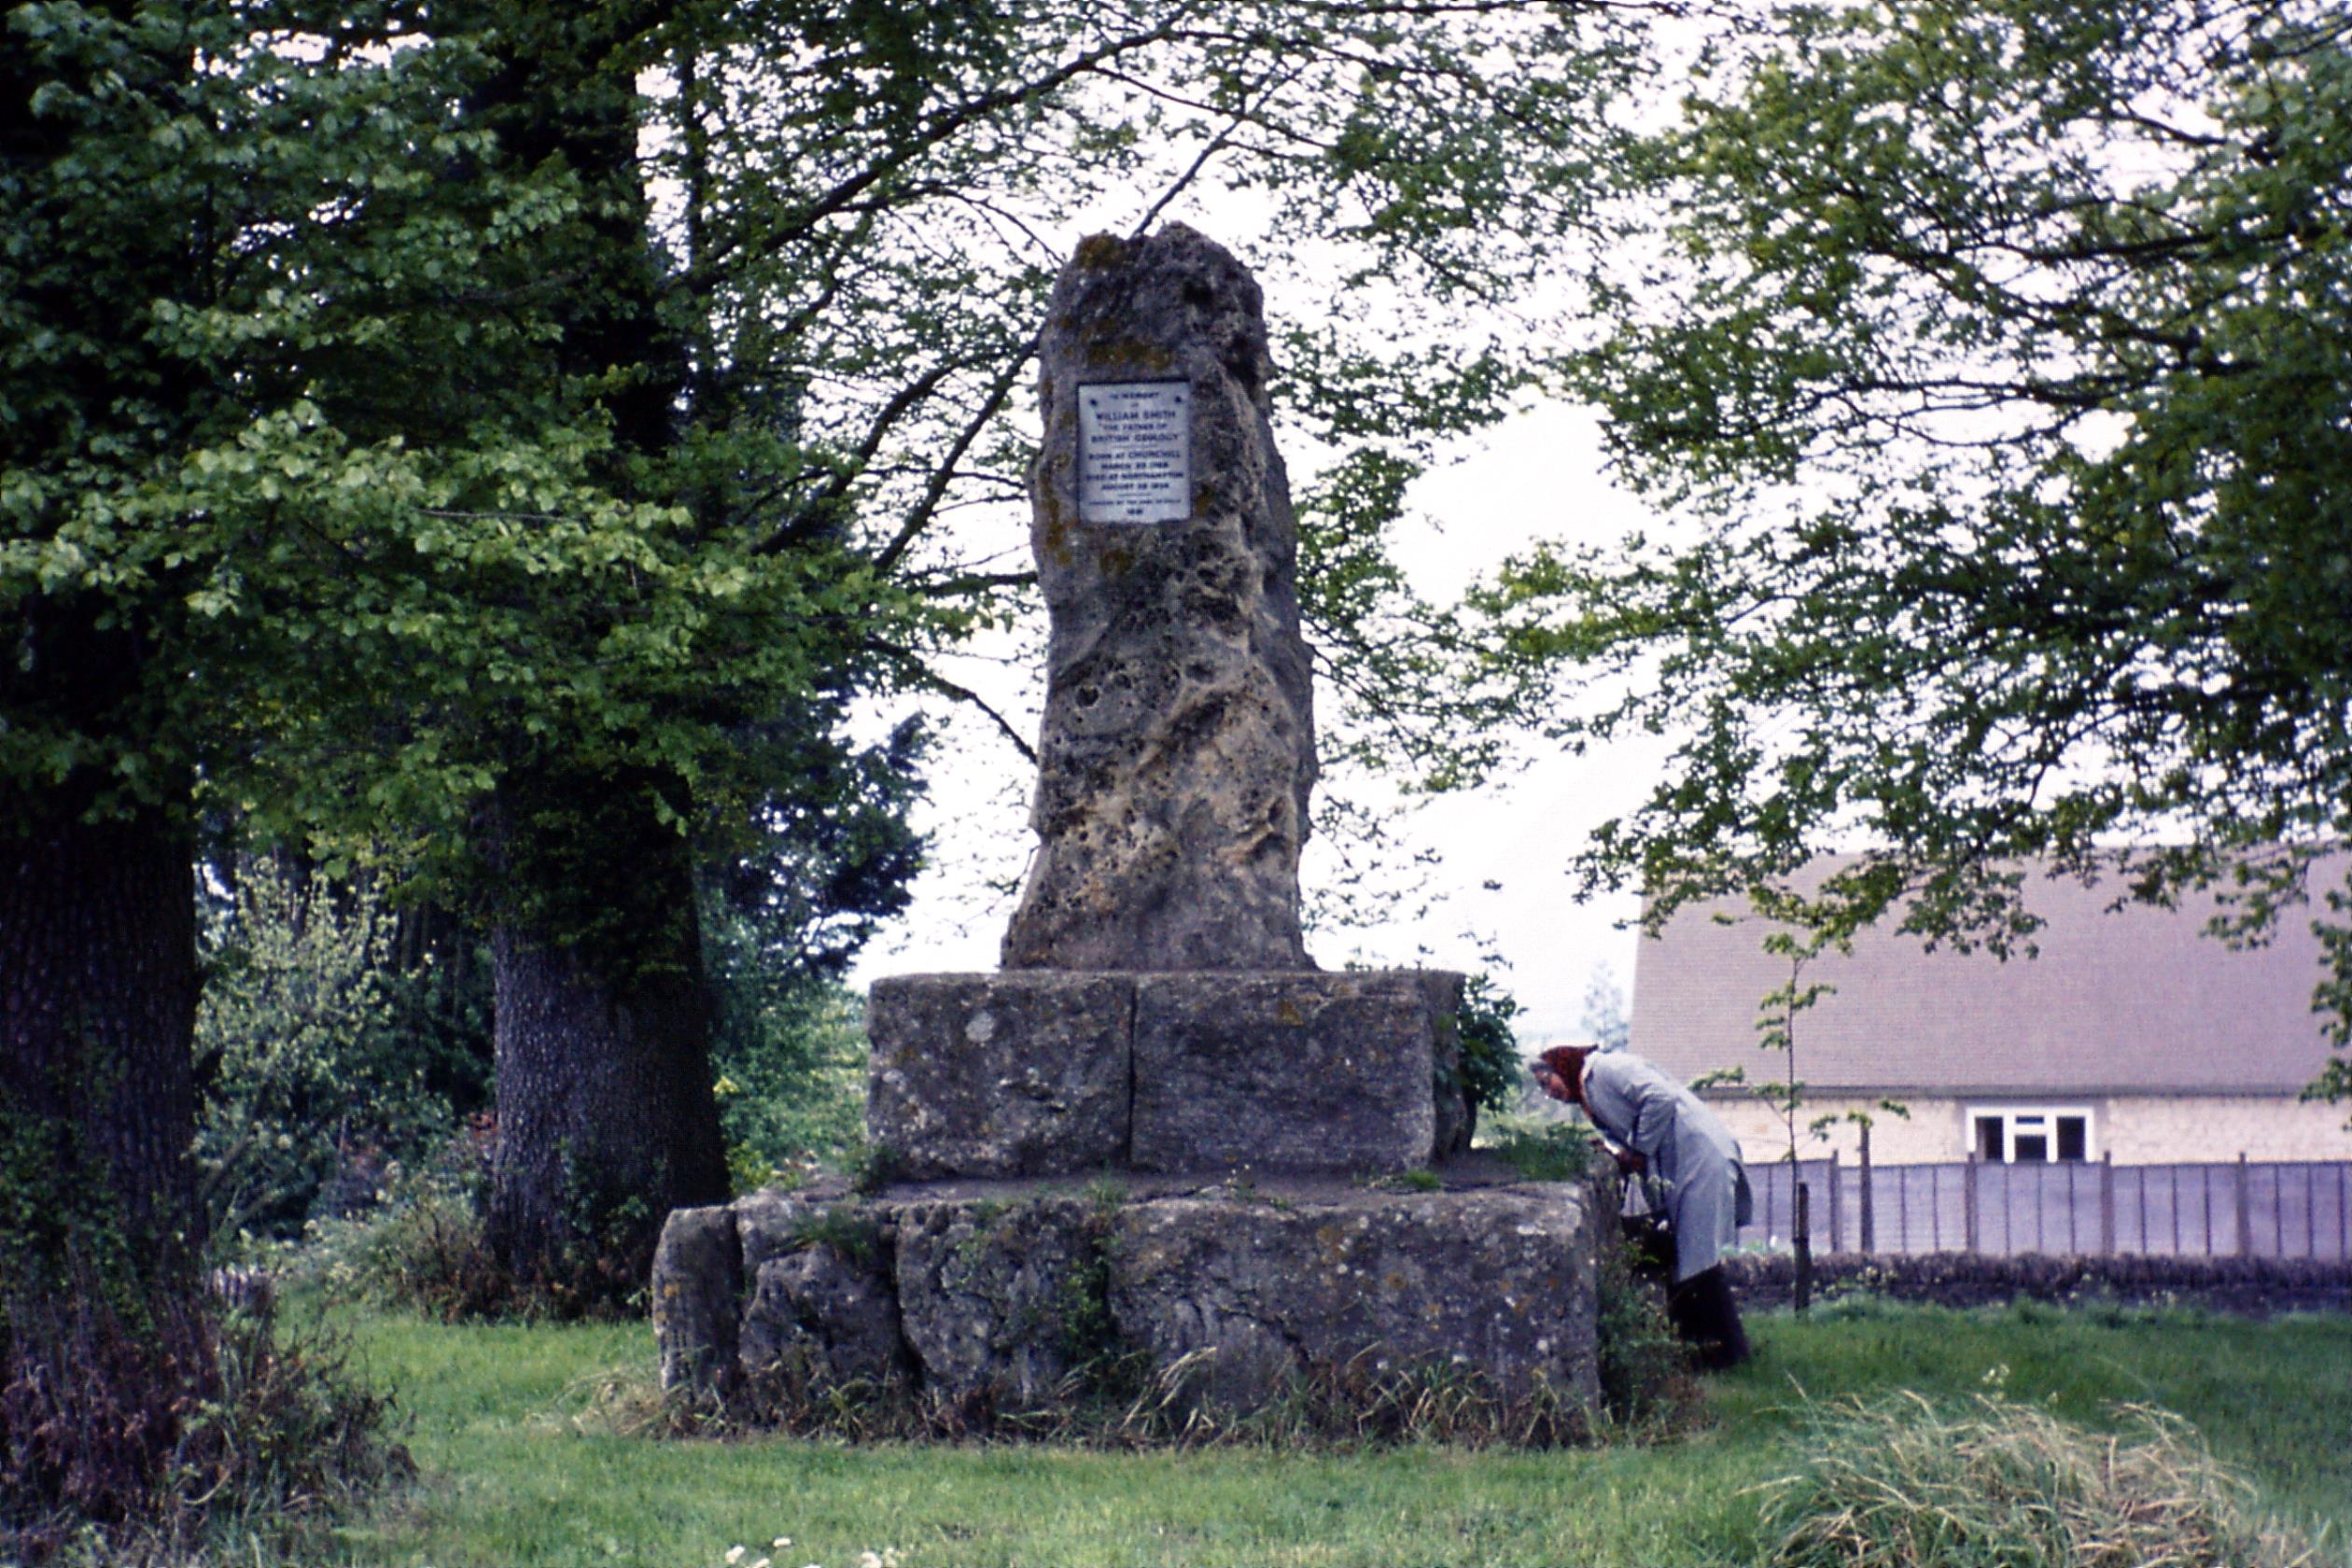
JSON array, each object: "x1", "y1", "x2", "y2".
[{"x1": 652, "y1": 1162, "x2": 1601, "y2": 1430}]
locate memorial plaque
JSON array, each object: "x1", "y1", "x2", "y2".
[{"x1": 1077, "y1": 380, "x2": 1190, "y2": 525}]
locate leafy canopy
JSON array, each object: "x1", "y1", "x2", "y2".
[
  {"x1": 5, "y1": 0, "x2": 1656, "y2": 911},
  {"x1": 1474, "y1": 0, "x2": 2352, "y2": 1089}
]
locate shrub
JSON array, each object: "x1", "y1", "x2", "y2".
[
  {"x1": 706, "y1": 976, "x2": 870, "y2": 1191},
  {"x1": 1757, "y1": 1393, "x2": 2324, "y2": 1568},
  {"x1": 1, "y1": 1267, "x2": 407, "y2": 1565},
  {"x1": 292, "y1": 1128, "x2": 510, "y2": 1321},
  {"x1": 194, "y1": 874, "x2": 470, "y2": 1254},
  {"x1": 1594, "y1": 1216, "x2": 1696, "y2": 1431},
  {"x1": 1451, "y1": 973, "x2": 1526, "y2": 1118},
  {"x1": 1486, "y1": 1117, "x2": 1599, "y2": 1183}
]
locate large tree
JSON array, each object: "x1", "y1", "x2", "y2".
[
  {"x1": 0, "y1": 0, "x2": 816, "y2": 1309},
  {"x1": 2, "y1": 0, "x2": 467, "y2": 1296},
  {"x1": 1477, "y1": 0, "x2": 2352, "y2": 1092}
]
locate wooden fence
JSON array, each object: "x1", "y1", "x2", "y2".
[{"x1": 1739, "y1": 1154, "x2": 2352, "y2": 1261}]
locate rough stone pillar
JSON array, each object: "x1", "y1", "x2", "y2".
[{"x1": 1001, "y1": 225, "x2": 1317, "y2": 972}]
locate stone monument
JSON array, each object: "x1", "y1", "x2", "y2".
[
  {"x1": 651, "y1": 227, "x2": 1601, "y2": 1427},
  {"x1": 1003, "y1": 224, "x2": 1314, "y2": 972}
]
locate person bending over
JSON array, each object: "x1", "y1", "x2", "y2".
[{"x1": 1534, "y1": 1043, "x2": 1754, "y2": 1370}]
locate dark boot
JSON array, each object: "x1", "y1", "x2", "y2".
[{"x1": 1667, "y1": 1266, "x2": 1751, "y2": 1371}]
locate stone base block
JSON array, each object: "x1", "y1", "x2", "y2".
[
  {"x1": 1112, "y1": 1187, "x2": 1595, "y2": 1410},
  {"x1": 652, "y1": 1169, "x2": 1599, "y2": 1426},
  {"x1": 1131, "y1": 971, "x2": 1462, "y2": 1173},
  {"x1": 742, "y1": 1243, "x2": 907, "y2": 1390},
  {"x1": 894, "y1": 1197, "x2": 1101, "y2": 1406},
  {"x1": 865, "y1": 970, "x2": 1470, "y2": 1178},
  {"x1": 866, "y1": 973, "x2": 1132, "y2": 1178}
]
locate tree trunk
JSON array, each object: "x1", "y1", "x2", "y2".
[
  {"x1": 0, "y1": 798, "x2": 200, "y2": 1283},
  {"x1": 460, "y1": 2, "x2": 729, "y2": 1311},
  {"x1": 483, "y1": 784, "x2": 729, "y2": 1308}
]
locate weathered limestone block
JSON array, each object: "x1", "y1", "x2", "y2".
[
  {"x1": 655, "y1": 1176, "x2": 1603, "y2": 1424},
  {"x1": 1110, "y1": 1186, "x2": 1600, "y2": 1414},
  {"x1": 891, "y1": 1196, "x2": 1105, "y2": 1407},
  {"x1": 740, "y1": 1243, "x2": 909, "y2": 1390},
  {"x1": 865, "y1": 973, "x2": 1133, "y2": 1178},
  {"x1": 651, "y1": 1202, "x2": 739, "y2": 1393},
  {"x1": 1002, "y1": 225, "x2": 1318, "y2": 973},
  {"x1": 1130, "y1": 972, "x2": 1461, "y2": 1172},
  {"x1": 734, "y1": 1184, "x2": 828, "y2": 1277}
]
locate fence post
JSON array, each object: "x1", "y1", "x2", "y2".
[
  {"x1": 1858, "y1": 1124, "x2": 1875, "y2": 1255},
  {"x1": 2063, "y1": 1159, "x2": 2075, "y2": 1254},
  {"x1": 1795, "y1": 1181, "x2": 1813, "y2": 1313},
  {"x1": 2236, "y1": 1153, "x2": 2252, "y2": 1258},
  {"x1": 1965, "y1": 1154, "x2": 1980, "y2": 1253},
  {"x1": 2100, "y1": 1152, "x2": 2115, "y2": 1256},
  {"x1": 1828, "y1": 1150, "x2": 1843, "y2": 1253}
]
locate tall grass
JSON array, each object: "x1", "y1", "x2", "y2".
[
  {"x1": 676, "y1": 1345, "x2": 1608, "y2": 1451},
  {"x1": 1757, "y1": 1393, "x2": 2323, "y2": 1568}
]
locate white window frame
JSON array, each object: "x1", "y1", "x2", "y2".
[{"x1": 1967, "y1": 1104, "x2": 2097, "y2": 1164}]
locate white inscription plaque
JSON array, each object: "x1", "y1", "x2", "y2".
[{"x1": 1077, "y1": 380, "x2": 1190, "y2": 525}]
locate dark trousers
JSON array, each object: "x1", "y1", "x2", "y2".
[{"x1": 1667, "y1": 1265, "x2": 1751, "y2": 1371}]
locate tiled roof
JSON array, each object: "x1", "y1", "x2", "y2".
[{"x1": 1628, "y1": 853, "x2": 2345, "y2": 1097}]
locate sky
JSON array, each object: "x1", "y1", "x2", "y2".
[{"x1": 848, "y1": 399, "x2": 1673, "y2": 1044}]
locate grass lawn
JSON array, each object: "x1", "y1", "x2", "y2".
[{"x1": 321, "y1": 1298, "x2": 2352, "y2": 1568}]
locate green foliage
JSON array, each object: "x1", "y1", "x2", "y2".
[
  {"x1": 1757, "y1": 1394, "x2": 2318, "y2": 1568},
  {"x1": 1450, "y1": 973, "x2": 1526, "y2": 1118},
  {"x1": 1486, "y1": 1118, "x2": 1600, "y2": 1183},
  {"x1": 288, "y1": 1140, "x2": 509, "y2": 1323},
  {"x1": 699, "y1": 715, "x2": 923, "y2": 1193},
  {"x1": 707, "y1": 976, "x2": 871, "y2": 1192},
  {"x1": 1481, "y1": 0, "x2": 2352, "y2": 1089},
  {"x1": 193, "y1": 872, "x2": 464, "y2": 1252},
  {"x1": 786, "y1": 1206, "x2": 883, "y2": 1272},
  {"x1": 1594, "y1": 1221, "x2": 1694, "y2": 1432},
  {"x1": 1055, "y1": 1211, "x2": 1125, "y2": 1383}
]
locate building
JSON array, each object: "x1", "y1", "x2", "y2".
[{"x1": 1629, "y1": 855, "x2": 2352, "y2": 1166}]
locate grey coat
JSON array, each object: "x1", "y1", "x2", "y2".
[{"x1": 1581, "y1": 1051, "x2": 1753, "y2": 1282}]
